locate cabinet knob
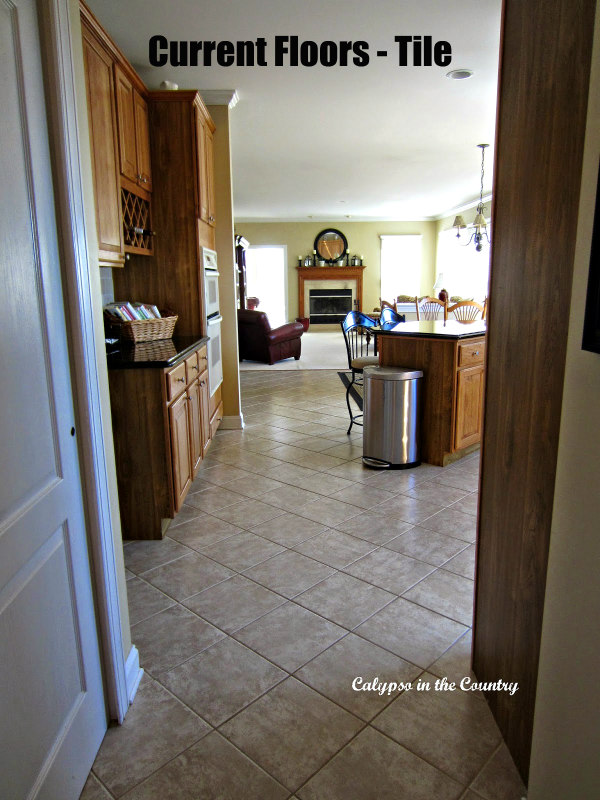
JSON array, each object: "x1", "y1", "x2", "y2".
[
  {"x1": 473, "y1": 350, "x2": 480, "y2": 355},
  {"x1": 192, "y1": 365, "x2": 199, "y2": 371},
  {"x1": 176, "y1": 377, "x2": 185, "y2": 382}
]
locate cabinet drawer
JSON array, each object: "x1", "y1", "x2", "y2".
[
  {"x1": 458, "y1": 340, "x2": 486, "y2": 367},
  {"x1": 210, "y1": 400, "x2": 223, "y2": 439},
  {"x1": 197, "y1": 346, "x2": 208, "y2": 374},
  {"x1": 166, "y1": 362, "x2": 187, "y2": 400},
  {"x1": 185, "y1": 352, "x2": 200, "y2": 383}
]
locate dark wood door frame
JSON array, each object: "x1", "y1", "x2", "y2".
[{"x1": 473, "y1": 0, "x2": 596, "y2": 783}]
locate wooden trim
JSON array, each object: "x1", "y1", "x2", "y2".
[
  {"x1": 473, "y1": 0, "x2": 596, "y2": 782},
  {"x1": 297, "y1": 265, "x2": 366, "y2": 317}
]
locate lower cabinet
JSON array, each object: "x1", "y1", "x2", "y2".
[
  {"x1": 108, "y1": 340, "x2": 218, "y2": 539},
  {"x1": 454, "y1": 364, "x2": 485, "y2": 450}
]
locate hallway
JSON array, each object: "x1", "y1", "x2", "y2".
[{"x1": 81, "y1": 370, "x2": 526, "y2": 799}]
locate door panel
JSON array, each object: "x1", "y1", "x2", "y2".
[{"x1": 0, "y1": 1, "x2": 106, "y2": 797}]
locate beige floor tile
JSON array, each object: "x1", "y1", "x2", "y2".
[
  {"x1": 432, "y1": 469, "x2": 481, "y2": 493},
  {"x1": 183, "y1": 574, "x2": 286, "y2": 633},
  {"x1": 185, "y1": 485, "x2": 248, "y2": 513},
  {"x1": 293, "y1": 529, "x2": 377, "y2": 568},
  {"x1": 132, "y1": 604, "x2": 225, "y2": 674},
  {"x1": 286, "y1": 434, "x2": 343, "y2": 452},
  {"x1": 443, "y1": 544, "x2": 477, "y2": 578},
  {"x1": 297, "y1": 726, "x2": 463, "y2": 800},
  {"x1": 219, "y1": 474, "x2": 287, "y2": 498},
  {"x1": 419, "y1": 507, "x2": 478, "y2": 542},
  {"x1": 120, "y1": 732, "x2": 288, "y2": 800},
  {"x1": 318, "y1": 442, "x2": 364, "y2": 460},
  {"x1": 295, "y1": 496, "x2": 362, "y2": 526},
  {"x1": 328, "y1": 483, "x2": 398, "y2": 509},
  {"x1": 210, "y1": 498, "x2": 287, "y2": 528},
  {"x1": 126, "y1": 577, "x2": 175, "y2": 626},
  {"x1": 123, "y1": 537, "x2": 192, "y2": 575},
  {"x1": 373, "y1": 671, "x2": 501, "y2": 784},
  {"x1": 450, "y1": 492, "x2": 480, "y2": 516},
  {"x1": 266, "y1": 443, "x2": 316, "y2": 463},
  {"x1": 294, "y1": 572, "x2": 396, "y2": 629},
  {"x1": 296, "y1": 634, "x2": 421, "y2": 721},
  {"x1": 355, "y1": 597, "x2": 468, "y2": 668},
  {"x1": 249, "y1": 512, "x2": 328, "y2": 546},
  {"x1": 405, "y1": 481, "x2": 470, "y2": 506},
  {"x1": 92, "y1": 675, "x2": 209, "y2": 797},
  {"x1": 336, "y1": 510, "x2": 413, "y2": 544},
  {"x1": 141, "y1": 553, "x2": 234, "y2": 601},
  {"x1": 167, "y1": 513, "x2": 241, "y2": 550},
  {"x1": 160, "y1": 637, "x2": 286, "y2": 725},
  {"x1": 327, "y1": 461, "x2": 376, "y2": 483},
  {"x1": 79, "y1": 773, "x2": 112, "y2": 800},
  {"x1": 199, "y1": 532, "x2": 285, "y2": 571},
  {"x1": 294, "y1": 472, "x2": 356, "y2": 496},
  {"x1": 220, "y1": 678, "x2": 362, "y2": 792},
  {"x1": 124, "y1": 568, "x2": 135, "y2": 581},
  {"x1": 344, "y1": 547, "x2": 435, "y2": 595},
  {"x1": 360, "y1": 469, "x2": 423, "y2": 491},
  {"x1": 197, "y1": 463, "x2": 256, "y2": 487},
  {"x1": 384, "y1": 526, "x2": 470, "y2": 567},
  {"x1": 167, "y1": 502, "x2": 205, "y2": 529},
  {"x1": 233, "y1": 602, "x2": 346, "y2": 672},
  {"x1": 403, "y1": 569, "x2": 475, "y2": 626},
  {"x1": 262, "y1": 462, "x2": 322, "y2": 486},
  {"x1": 243, "y1": 550, "x2": 336, "y2": 598},
  {"x1": 375, "y1": 494, "x2": 447, "y2": 524},
  {"x1": 259, "y1": 484, "x2": 322, "y2": 511},
  {"x1": 429, "y1": 630, "x2": 478, "y2": 686},
  {"x1": 469, "y1": 742, "x2": 527, "y2": 800}
]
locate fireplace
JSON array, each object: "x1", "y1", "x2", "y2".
[{"x1": 309, "y1": 288, "x2": 353, "y2": 324}]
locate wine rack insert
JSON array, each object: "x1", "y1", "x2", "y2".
[{"x1": 121, "y1": 188, "x2": 154, "y2": 254}]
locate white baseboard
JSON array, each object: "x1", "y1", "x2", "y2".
[
  {"x1": 124, "y1": 645, "x2": 143, "y2": 707},
  {"x1": 220, "y1": 414, "x2": 244, "y2": 430}
]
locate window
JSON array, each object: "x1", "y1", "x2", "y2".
[
  {"x1": 245, "y1": 245, "x2": 287, "y2": 328},
  {"x1": 435, "y1": 226, "x2": 491, "y2": 302},
  {"x1": 380, "y1": 235, "x2": 422, "y2": 301}
]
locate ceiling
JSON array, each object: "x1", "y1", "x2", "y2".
[{"x1": 86, "y1": 0, "x2": 502, "y2": 222}]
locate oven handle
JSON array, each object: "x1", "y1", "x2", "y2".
[
  {"x1": 207, "y1": 314, "x2": 223, "y2": 325},
  {"x1": 204, "y1": 268, "x2": 220, "y2": 277}
]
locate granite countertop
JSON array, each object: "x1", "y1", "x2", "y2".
[
  {"x1": 377, "y1": 320, "x2": 486, "y2": 339},
  {"x1": 106, "y1": 335, "x2": 209, "y2": 369}
]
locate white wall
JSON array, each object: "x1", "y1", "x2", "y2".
[{"x1": 528, "y1": 7, "x2": 600, "y2": 796}]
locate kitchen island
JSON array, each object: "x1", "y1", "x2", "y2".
[{"x1": 377, "y1": 320, "x2": 486, "y2": 466}]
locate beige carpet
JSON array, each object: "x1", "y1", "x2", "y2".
[{"x1": 239, "y1": 329, "x2": 349, "y2": 371}]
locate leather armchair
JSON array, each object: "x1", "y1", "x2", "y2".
[{"x1": 237, "y1": 309, "x2": 304, "y2": 365}]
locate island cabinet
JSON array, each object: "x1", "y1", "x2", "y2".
[
  {"x1": 107, "y1": 338, "x2": 210, "y2": 539},
  {"x1": 378, "y1": 323, "x2": 486, "y2": 466}
]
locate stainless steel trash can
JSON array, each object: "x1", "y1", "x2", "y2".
[{"x1": 362, "y1": 366, "x2": 423, "y2": 469}]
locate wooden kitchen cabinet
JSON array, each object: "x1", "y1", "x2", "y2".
[
  {"x1": 195, "y1": 106, "x2": 216, "y2": 226},
  {"x1": 455, "y1": 364, "x2": 485, "y2": 450},
  {"x1": 108, "y1": 339, "x2": 211, "y2": 539},
  {"x1": 114, "y1": 64, "x2": 152, "y2": 192},
  {"x1": 81, "y1": 18, "x2": 124, "y2": 267}
]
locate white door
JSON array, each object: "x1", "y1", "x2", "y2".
[{"x1": 0, "y1": 1, "x2": 107, "y2": 798}]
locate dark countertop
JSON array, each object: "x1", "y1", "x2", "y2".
[
  {"x1": 377, "y1": 320, "x2": 486, "y2": 339},
  {"x1": 106, "y1": 335, "x2": 209, "y2": 369}
]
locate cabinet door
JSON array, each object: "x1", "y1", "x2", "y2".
[
  {"x1": 187, "y1": 379, "x2": 203, "y2": 476},
  {"x1": 195, "y1": 107, "x2": 209, "y2": 222},
  {"x1": 81, "y1": 27, "x2": 124, "y2": 266},
  {"x1": 169, "y1": 393, "x2": 192, "y2": 511},
  {"x1": 455, "y1": 365, "x2": 485, "y2": 450},
  {"x1": 114, "y1": 64, "x2": 137, "y2": 183},
  {"x1": 205, "y1": 127, "x2": 216, "y2": 226},
  {"x1": 199, "y1": 370, "x2": 211, "y2": 456},
  {"x1": 134, "y1": 90, "x2": 152, "y2": 190}
]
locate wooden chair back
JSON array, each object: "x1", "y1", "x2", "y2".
[
  {"x1": 415, "y1": 296, "x2": 448, "y2": 321},
  {"x1": 447, "y1": 300, "x2": 486, "y2": 322}
]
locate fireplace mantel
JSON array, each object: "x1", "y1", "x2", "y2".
[{"x1": 297, "y1": 265, "x2": 366, "y2": 318}]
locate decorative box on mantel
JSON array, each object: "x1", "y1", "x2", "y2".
[{"x1": 297, "y1": 265, "x2": 366, "y2": 322}]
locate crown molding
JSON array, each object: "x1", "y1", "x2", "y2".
[
  {"x1": 200, "y1": 89, "x2": 239, "y2": 109},
  {"x1": 434, "y1": 193, "x2": 493, "y2": 221}
]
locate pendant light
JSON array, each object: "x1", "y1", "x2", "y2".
[{"x1": 453, "y1": 144, "x2": 490, "y2": 252}]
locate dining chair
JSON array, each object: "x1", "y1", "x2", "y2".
[
  {"x1": 379, "y1": 306, "x2": 406, "y2": 326},
  {"x1": 447, "y1": 300, "x2": 486, "y2": 322},
  {"x1": 340, "y1": 311, "x2": 379, "y2": 434},
  {"x1": 415, "y1": 296, "x2": 448, "y2": 321}
]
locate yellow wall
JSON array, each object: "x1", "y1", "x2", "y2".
[{"x1": 236, "y1": 220, "x2": 437, "y2": 317}]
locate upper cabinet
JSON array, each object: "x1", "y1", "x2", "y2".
[
  {"x1": 114, "y1": 65, "x2": 152, "y2": 193},
  {"x1": 81, "y1": 20, "x2": 124, "y2": 267},
  {"x1": 195, "y1": 104, "x2": 216, "y2": 227},
  {"x1": 80, "y1": 1, "x2": 153, "y2": 264}
]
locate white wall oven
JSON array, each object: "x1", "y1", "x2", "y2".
[{"x1": 202, "y1": 247, "x2": 223, "y2": 396}]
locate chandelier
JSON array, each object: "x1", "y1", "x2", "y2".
[{"x1": 453, "y1": 144, "x2": 490, "y2": 252}]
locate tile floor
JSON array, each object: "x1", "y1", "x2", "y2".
[{"x1": 81, "y1": 370, "x2": 527, "y2": 800}]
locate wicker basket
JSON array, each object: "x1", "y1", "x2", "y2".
[{"x1": 104, "y1": 308, "x2": 177, "y2": 342}]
